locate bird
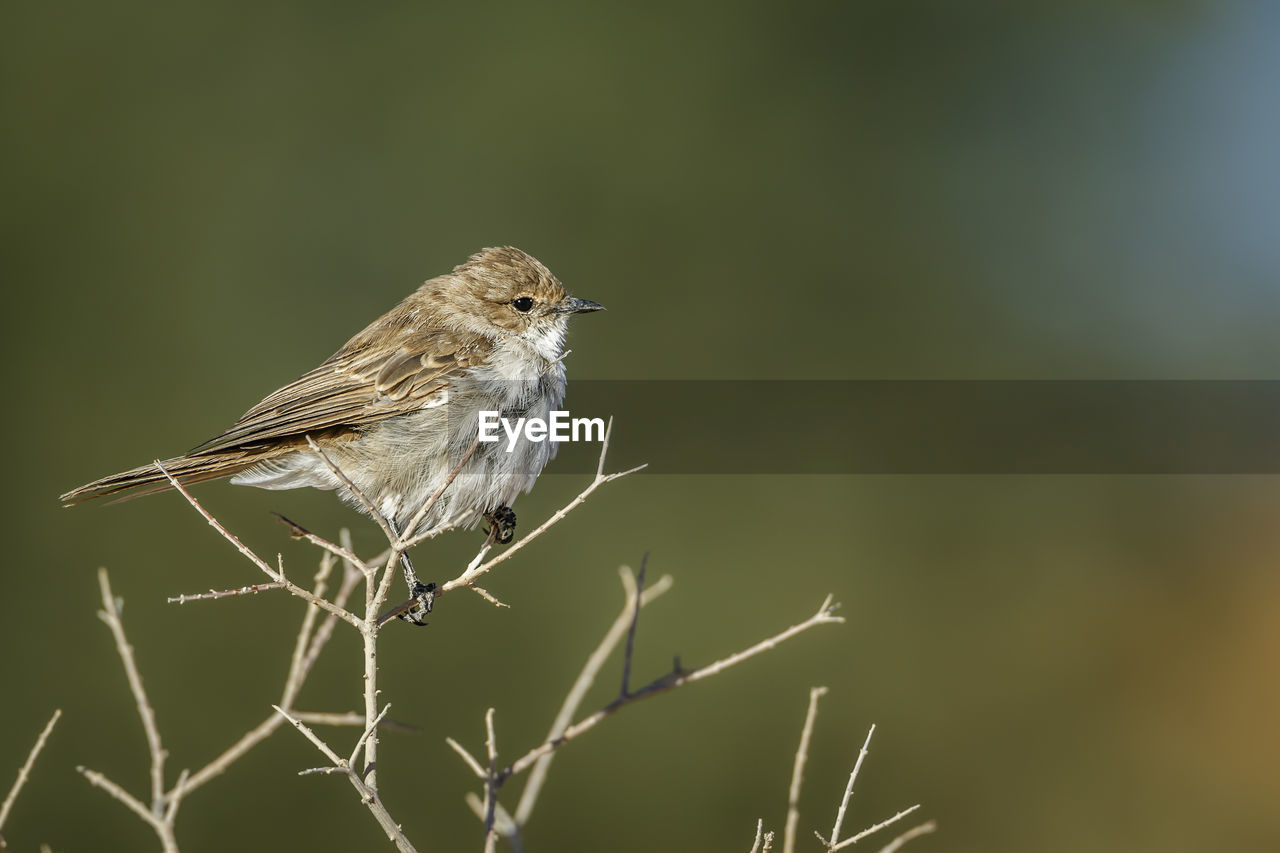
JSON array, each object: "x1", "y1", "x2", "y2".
[{"x1": 61, "y1": 246, "x2": 604, "y2": 622}]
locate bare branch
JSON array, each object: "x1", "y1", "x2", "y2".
[
  {"x1": 619, "y1": 554, "x2": 648, "y2": 697},
  {"x1": 291, "y1": 535, "x2": 366, "y2": 697},
  {"x1": 77, "y1": 766, "x2": 166, "y2": 835},
  {"x1": 446, "y1": 738, "x2": 488, "y2": 781},
  {"x1": 360, "y1": 578, "x2": 394, "y2": 786},
  {"x1": 467, "y1": 582, "x2": 508, "y2": 608},
  {"x1": 783, "y1": 687, "x2": 828, "y2": 853},
  {"x1": 464, "y1": 793, "x2": 518, "y2": 843},
  {"x1": 822, "y1": 806, "x2": 921, "y2": 852},
  {"x1": 876, "y1": 820, "x2": 937, "y2": 853},
  {"x1": 178, "y1": 547, "x2": 363, "y2": 798},
  {"x1": 283, "y1": 552, "x2": 337, "y2": 705},
  {"x1": 482, "y1": 708, "x2": 500, "y2": 852},
  {"x1": 271, "y1": 512, "x2": 367, "y2": 569},
  {"x1": 178, "y1": 718, "x2": 268, "y2": 801},
  {"x1": 155, "y1": 461, "x2": 279, "y2": 579},
  {"x1": 163, "y1": 769, "x2": 189, "y2": 826},
  {"x1": 807, "y1": 723, "x2": 927, "y2": 852},
  {"x1": 597, "y1": 416, "x2": 615, "y2": 478},
  {"x1": 272, "y1": 706, "x2": 419, "y2": 853},
  {"x1": 500, "y1": 594, "x2": 843, "y2": 783},
  {"x1": 350, "y1": 706, "x2": 392, "y2": 769},
  {"x1": 292, "y1": 711, "x2": 416, "y2": 733},
  {"x1": 484, "y1": 709, "x2": 499, "y2": 769},
  {"x1": 512, "y1": 566, "x2": 674, "y2": 827},
  {"x1": 0, "y1": 709, "x2": 61, "y2": 832},
  {"x1": 96, "y1": 569, "x2": 167, "y2": 813},
  {"x1": 828, "y1": 725, "x2": 875, "y2": 845},
  {"x1": 155, "y1": 463, "x2": 363, "y2": 630},
  {"x1": 273, "y1": 706, "x2": 346, "y2": 767},
  {"x1": 298, "y1": 766, "x2": 349, "y2": 777},
  {"x1": 167, "y1": 581, "x2": 286, "y2": 603}
]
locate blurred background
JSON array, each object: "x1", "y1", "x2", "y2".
[{"x1": 4, "y1": 1, "x2": 1280, "y2": 851}]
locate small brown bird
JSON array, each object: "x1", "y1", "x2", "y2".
[{"x1": 61, "y1": 246, "x2": 603, "y2": 621}]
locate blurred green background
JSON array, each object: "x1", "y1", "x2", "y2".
[{"x1": 4, "y1": 1, "x2": 1280, "y2": 851}]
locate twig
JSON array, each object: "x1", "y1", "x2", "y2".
[
  {"x1": 784, "y1": 687, "x2": 828, "y2": 853},
  {"x1": 464, "y1": 794, "x2": 519, "y2": 848},
  {"x1": 512, "y1": 566, "x2": 674, "y2": 828},
  {"x1": 0, "y1": 709, "x2": 61, "y2": 832},
  {"x1": 298, "y1": 766, "x2": 348, "y2": 777},
  {"x1": 177, "y1": 546, "x2": 361, "y2": 798},
  {"x1": 482, "y1": 708, "x2": 499, "y2": 853},
  {"x1": 96, "y1": 569, "x2": 167, "y2": 814},
  {"x1": 446, "y1": 738, "x2": 488, "y2": 780},
  {"x1": 360, "y1": 571, "x2": 395, "y2": 786},
  {"x1": 828, "y1": 725, "x2": 875, "y2": 845},
  {"x1": 498, "y1": 594, "x2": 843, "y2": 784},
  {"x1": 351, "y1": 706, "x2": 393, "y2": 772},
  {"x1": 271, "y1": 512, "x2": 367, "y2": 568},
  {"x1": 821, "y1": 806, "x2": 921, "y2": 852},
  {"x1": 811, "y1": 724, "x2": 926, "y2": 852},
  {"x1": 273, "y1": 705, "x2": 346, "y2": 766},
  {"x1": 167, "y1": 581, "x2": 286, "y2": 603},
  {"x1": 448, "y1": 540, "x2": 495, "y2": 607},
  {"x1": 876, "y1": 820, "x2": 937, "y2": 853},
  {"x1": 77, "y1": 766, "x2": 166, "y2": 834},
  {"x1": 272, "y1": 706, "x2": 418, "y2": 853},
  {"x1": 283, "y1": 552, "x2": 337, "y2": 706},
  {"x1": 80, "y1": 570, "x2": 180, "y2": 852},
  {"x1": 467, "y1": 583, "x2": 508, "y2": 608},
  {"x1": 155, "y1": 462, "x2": 362, "y2": 630},
  {"x1": 620, "y1": 554, "x2": 648, "y2": 697},
  {"x1": 293, "y1": 711, "x2": 416, "y2": 733},
  {"x1": 163, "y1": 769, "x2": 189, "y2": 826}
]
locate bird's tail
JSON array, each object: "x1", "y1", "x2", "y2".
[{"x1": 59, "y1": 450, "x2": 264, "y2": 506}]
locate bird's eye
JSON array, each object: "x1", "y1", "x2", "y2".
[{"x1": 511, "y1": 297, "x2": 535, "y2": 313}]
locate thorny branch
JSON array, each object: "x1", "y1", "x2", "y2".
[
  {"x1": 273, "y1": 706, "x2": 418, "y2": 853},
  {"x1": 448, "y1": 574, "x2": 844, "y2": 847},
  {"x1": 78, "y1": 569, "x2": 180, "y2": 853},
  {"x1": 78, "y1": 552, "x2": 368, "y2": 849},
  {"x1": 784, "y1": 687, "x2": 828, "y2": 853},
  {"x1": 0, "y1": 709, "x2": 61, "y2": 840},
  {"x1": 755, "y1": 690, "x2": 933, "y2": 853}
]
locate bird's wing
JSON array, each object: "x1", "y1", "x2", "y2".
[{"x1": 188, "y1": 327, "x2": 483, "y2": 455}]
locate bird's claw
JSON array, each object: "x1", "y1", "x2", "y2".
[
  {"x1": 483, "y1": 506, "x2": 517, "y2": 545},
  {"x1": 398, "y1": 581, "x2": 437, "y2": 626}
]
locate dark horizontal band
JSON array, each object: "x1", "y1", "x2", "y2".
[{"x1": 498, "y1": 380, "x2": 1280, "y2": 475}]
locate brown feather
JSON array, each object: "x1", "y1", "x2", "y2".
[{"x1": 60, "y1": 450, "x2": 268, "y2": 504}]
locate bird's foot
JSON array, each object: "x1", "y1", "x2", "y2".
[
  {"x1": 483, "y1": 506, "x2": 517, "y2": 545},
  {"x1": 396, "y1": 578, "x2": 437, "y2": 625}
]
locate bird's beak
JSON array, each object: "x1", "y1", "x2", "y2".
[{"x1": 562, "y1": 297, "x2": 605, "y2": 314}]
